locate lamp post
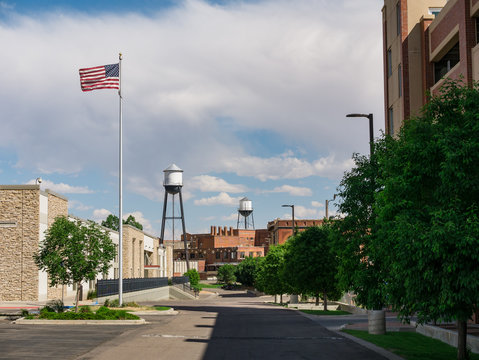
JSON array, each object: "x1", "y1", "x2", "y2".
[
  {"x1": 282, "y1": 204, "x2": 295, "y2": 236},
  {"x1": 325, "y1": 194, "x2": 337, "y2": 220},
  {"x1": 35, "y1": 177, "x2": 42, "y2": 185},
  {"x1": 346, "y1": 113, "x2": 374, "y2": 156}
]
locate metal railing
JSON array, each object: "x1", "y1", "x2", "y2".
[
  {"x1": 171, "y1": 276, "x2": 199, "y2": 297},
  {"x1": 97, "y1": 277, "x2": 169, "y2": 298}
]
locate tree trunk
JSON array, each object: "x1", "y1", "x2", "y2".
[
  {"x1": 274, "y1": 294, "x2": 278, "y2": 303},
  {"x1": 323, "y1": 291, "x2": 328, "y2": 311},
  {"x1": 315, "y1": 294, "x2": 320, "y2": 306},
  {"x1": 75, "y1": 283, "x2": 80, "y2": 313},
  {"x1": 280, "y1": 294, "x2": 283, "y2": 304},
  {"x1": 457, "y1": 319, "x2": 467, "y2": 360}
]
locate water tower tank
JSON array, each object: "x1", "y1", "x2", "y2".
[
  {"x1": 163, "y1": 164, "x2": 183, "y2": 194},
  {"x1": 239, "y1": 197, "x2": 253, "y2": 216}
]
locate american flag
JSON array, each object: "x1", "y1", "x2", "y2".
[{"x1": 79, "y1": 63, "x2": 119, "y2": 92}]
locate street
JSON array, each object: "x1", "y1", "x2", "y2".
[{"x1": 0, "y1": 289, "x2": 392, "y2": 360}]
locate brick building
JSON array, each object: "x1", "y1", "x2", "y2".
[
  {"x1": 0, "y1": 185, "x2": 168, "y2": 301},
  {"x1": 382, "y1": 0, "x2": 479, "y2": 134},
  {"x1": 175, "y1": 226, "x2": 270, "y2": 273},
  {"x1": 267, "y1": 219, "x2": 324, "y2": 246}
]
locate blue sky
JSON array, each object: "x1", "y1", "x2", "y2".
[{"x1": 0, "y1": 0, "x2": 384, "y2": 237}]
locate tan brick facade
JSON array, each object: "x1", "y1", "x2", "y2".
[{"x1": 0, "y1": 186, "x2": 40, "y2": 301}]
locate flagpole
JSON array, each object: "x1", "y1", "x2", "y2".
[{"x1": 118, "y1": 52, "x2": 123, "y2": 306}]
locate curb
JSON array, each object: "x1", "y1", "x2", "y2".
[
  {"x1": 13, "y1": 317, "x2": 147, "y2": 325},
  {"x1": 130, "y1": 308, "x2": 178, "y2": 316},
  {"x1": 294, "y1": 309, "x2": 405, "y2": 360}
]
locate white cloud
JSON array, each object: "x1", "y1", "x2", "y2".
[
  {"x1": 188, "y1": 175, "x2": 247, "y2": 193},
  {"x1": 27, "y1": 179, "x2": 93, "y2": 194},
  {"x1": 0, "y1": 0, "x2": 382, "y2": 183},
  {"x1": 194, "y1": 192, "x2": 242, "y2": 206},
  {"x1": 218, "y1": 154, "x2": 355, "y2": 181},
  {"x1": 92, "y1": 208, "x2": 112, "y2": 222},
  {"x1": 311, "y1": 201, "x2": 324, "y2": 208},
  {"x1": 265, "y1": 185, "x2": 312, "y2": 197},
  {"x1": 222, "y1": 213, "x2": 238, "y2": 221},
  {"x1": 124, "y1": 211, "x2": 154, "y2": 234},
  {"x1": 68, "y1": 200, "x2": 93, "y2": 211}
]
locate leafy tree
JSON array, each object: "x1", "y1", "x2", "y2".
[
  {"x1": 332, "y1": 149, "x2": 388, "y2": 311},
  {"x1": 376, "y1": 79, "x2": 479, "y2": 360},
  {"x1": 255, "y1": 244, "x2": 290, "y2": 303},
  {"x1": 101, "y1": 214, "x2": 143, "y2": 231},
  {"x1": 235, "y1": 256, "x2": 264, "y2": 287},
  {"x1": 217, "y1": 264, "x2": 236, "y2": 285},
  {"x1": 184, "y1": 269, "x2": 200, "y2": 288},
  {"x1": 283, "y1": 226, "x2": 341, "y2": 310},
  {"x1": 34, "y1": 216, "x2": 116, "y2": 312},
  {"x1": 101, "y1": 214, "x2": 119, "y2": 231}
]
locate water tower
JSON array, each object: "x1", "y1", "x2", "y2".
[
  {"x1": 237, "y1": 197, "x2": 255, "y2": 229},
  {"x1": 159, "y1": 164, "x2": 190, "y2": 271}
]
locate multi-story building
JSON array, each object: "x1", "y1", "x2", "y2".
[
  {"x1": 383, "y1": 0, "x2": 479, "y2": 134},
  {"x1": 267, "y1": 219, "x2": 324, "y2": 246},
  {"x1": 176, "y1": 226, "x2": 269, "y2": 273},
  {"x1": 0, "y1": 185, "x2": 168, "y2": 301}
]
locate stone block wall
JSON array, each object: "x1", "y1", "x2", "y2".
[{"x1": 0, "y1": 186, "x2": 40, "y2": 301}]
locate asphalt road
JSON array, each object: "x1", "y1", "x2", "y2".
[{"x1": 0, "y1": 290, "x2": 391, "y2": 360}]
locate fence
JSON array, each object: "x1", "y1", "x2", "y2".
[
  {"x1": 97, "y1": 277, "x2": 168, "y2": 298},
  {"x1": 171, "y1": 276, "x2": 198, "y2": 297}
]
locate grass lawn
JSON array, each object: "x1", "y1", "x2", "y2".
[
  {"x1": 300, "y1": 309, "x2": 351, "y2": 316},
  {"x1": 198, "y1": 283, "x2": 223, "y2": 289},
  {"x1": 154, "y1": 306, "x2": 171, "y2": 311},
  {"x1": 343, "y1": 330, "x2": 479, "y2": 360}
]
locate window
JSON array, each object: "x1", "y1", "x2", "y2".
[
  {"x1": 396, "y1": 2, "x2": 401, "y2": 36},
  {"x1": 249, "y1": 252, "x2": 254, "y2": 257},
  {"x1": 434, "y1": 42, "x2": 459, "y2": 83},
  {"x1": 240, "y1": 252, "x2": 245, "y2": 259},
  {"x1": 231, "y1": 252, "x2": 237, "y2": 259},
  {"x1": 428, "y1": 7, "x2": 442, "y2": 17},
  {"x1": 387, "y1": 48, "x2": 392, "y2": 77},
  {"x1": 190, "y1": 253, "x2": 195, "y2": 259},
  {"x1": 388, "y1": 107, "x2": 394, "y2": 135},
  {"x1": 215, "y1": 251, "x2": 220, "y2": 259},
  {"x1": 398, "y1": 64, "x2": 402, "y2": 97},
  {"x1": 256, "y1": 252, "x2": 262, "y2": 257},
  {"x1": 476, "y1": 18, "x2": 479, "y2": 45}
]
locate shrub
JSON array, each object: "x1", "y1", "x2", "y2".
[
  {"x1": 109, "y1": 298, "x2": 120, "y2": 308},
  {"x1": 184, "y1": 269, "x2": 200, "y2": 287},
  {"x1": 103, "y1": 298, "x2": 110, "y2": 307},
  {"x1": 87, "y1": 289, "x2": 97, "y2": 300},
  {"x1": 217, "y1": 264, "x2": 237, "y2": 285},
  {"x1": 46, "y1": 299, "x2": 64, "y2": 313},
  {"x1": 122, "y1": 301, "x2": 139, "y2": 308},
  {"x1": 79, "y1": 306, "x2": 92, "y2": 313},
  {"x1": 21, "y1": 309, "x2": 29, "y2": 317}
]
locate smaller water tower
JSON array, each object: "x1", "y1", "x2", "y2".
[
  {"x1": 237, "y1": 197, "x2": 255, "y2": 229},
  {"x1": 160, "y1": 164, "x2": 190, "y2": 271}
]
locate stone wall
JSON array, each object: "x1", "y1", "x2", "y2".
[{"x1": 0, "y1": 186, "x2": 40, "y2": 301}]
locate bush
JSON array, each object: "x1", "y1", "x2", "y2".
[
  {"x1": 217, "y1": 264, "x2": 237, "y2": 285},
  {"x1": 37, "y1": 306, "x2": 140, "y2": 320},
  {"x1": 46, "y1": 299, "x2": 64, "y2": 313},
  {"x1": 122, "y1": 301, "x2": 139, "y2": 308},
  {"x1": 184, "y1": 269, "x2": 200, "y2": 287},
  {"x1": 87, "y1": 289, "x2": 97, "y2": 300},
  {"x1": 235, "y1": 256, "x2": 263, "y2": 287},
  {"x1": 79, "y1": 306, "x2": 92, "y2": 313},
  {"x1": 21, "y1": 309, "x2": 29, "y2": 317}
]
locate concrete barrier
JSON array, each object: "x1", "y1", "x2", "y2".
[
  {"x1": 368, "y1": 310, "x2": 386, "y2": 335},
  {"x1": 413, "y1": 322, "x2": 479, "y2": 354}
]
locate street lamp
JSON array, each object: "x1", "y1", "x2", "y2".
[
  {"x1": 325, "y1": 194, "x2": 337, "y2": 220},
  {"x1": 35, "y1": 177, "x2": 42, "y2": 185},
  {"x1": 282, "y1": 204, "x2": 295, "y2": 236},
  {"x1": 346, "y1": 113, "x2": 374, "y2": 156}
]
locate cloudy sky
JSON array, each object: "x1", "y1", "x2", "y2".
[{"x1": 0, "y1": 0, "x2": 384, "y2": 237}]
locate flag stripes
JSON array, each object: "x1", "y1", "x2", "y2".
[{"x1": 79, "y1": 63, "x2": 119, "y2": 91}]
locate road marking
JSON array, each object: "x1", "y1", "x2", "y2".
[{"x1": 142, "y1": 334, "x2": 345, "y2": 341}]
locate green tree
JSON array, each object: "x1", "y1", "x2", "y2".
[
  {"x1": 101, "y1": 214, "x2": 143, "y2": 231},
  {"x1": 255, "y1": 244, "x2": 290, "y2": 303},
  {"x1": 34, "y1": 216, "x2": 116, "y2": 312},
  {"x1": 332, "y1": 149, "x2": 388, "y2": 312},
  {"x1": 376, "y1": 79, "x2": 479, "y2": 360},
  {"x1": 283, "y1": 226, "x2": 341, "y2": 310},
  {"x1": 184, "y1": 269, "x2": 200, "y2": 288},
  {"x1": 235, "y1": 256, "x2": 263, "y2": 287},
  {"x1": 217, "y1": 264, "x2": 236, "y2": 285}
]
